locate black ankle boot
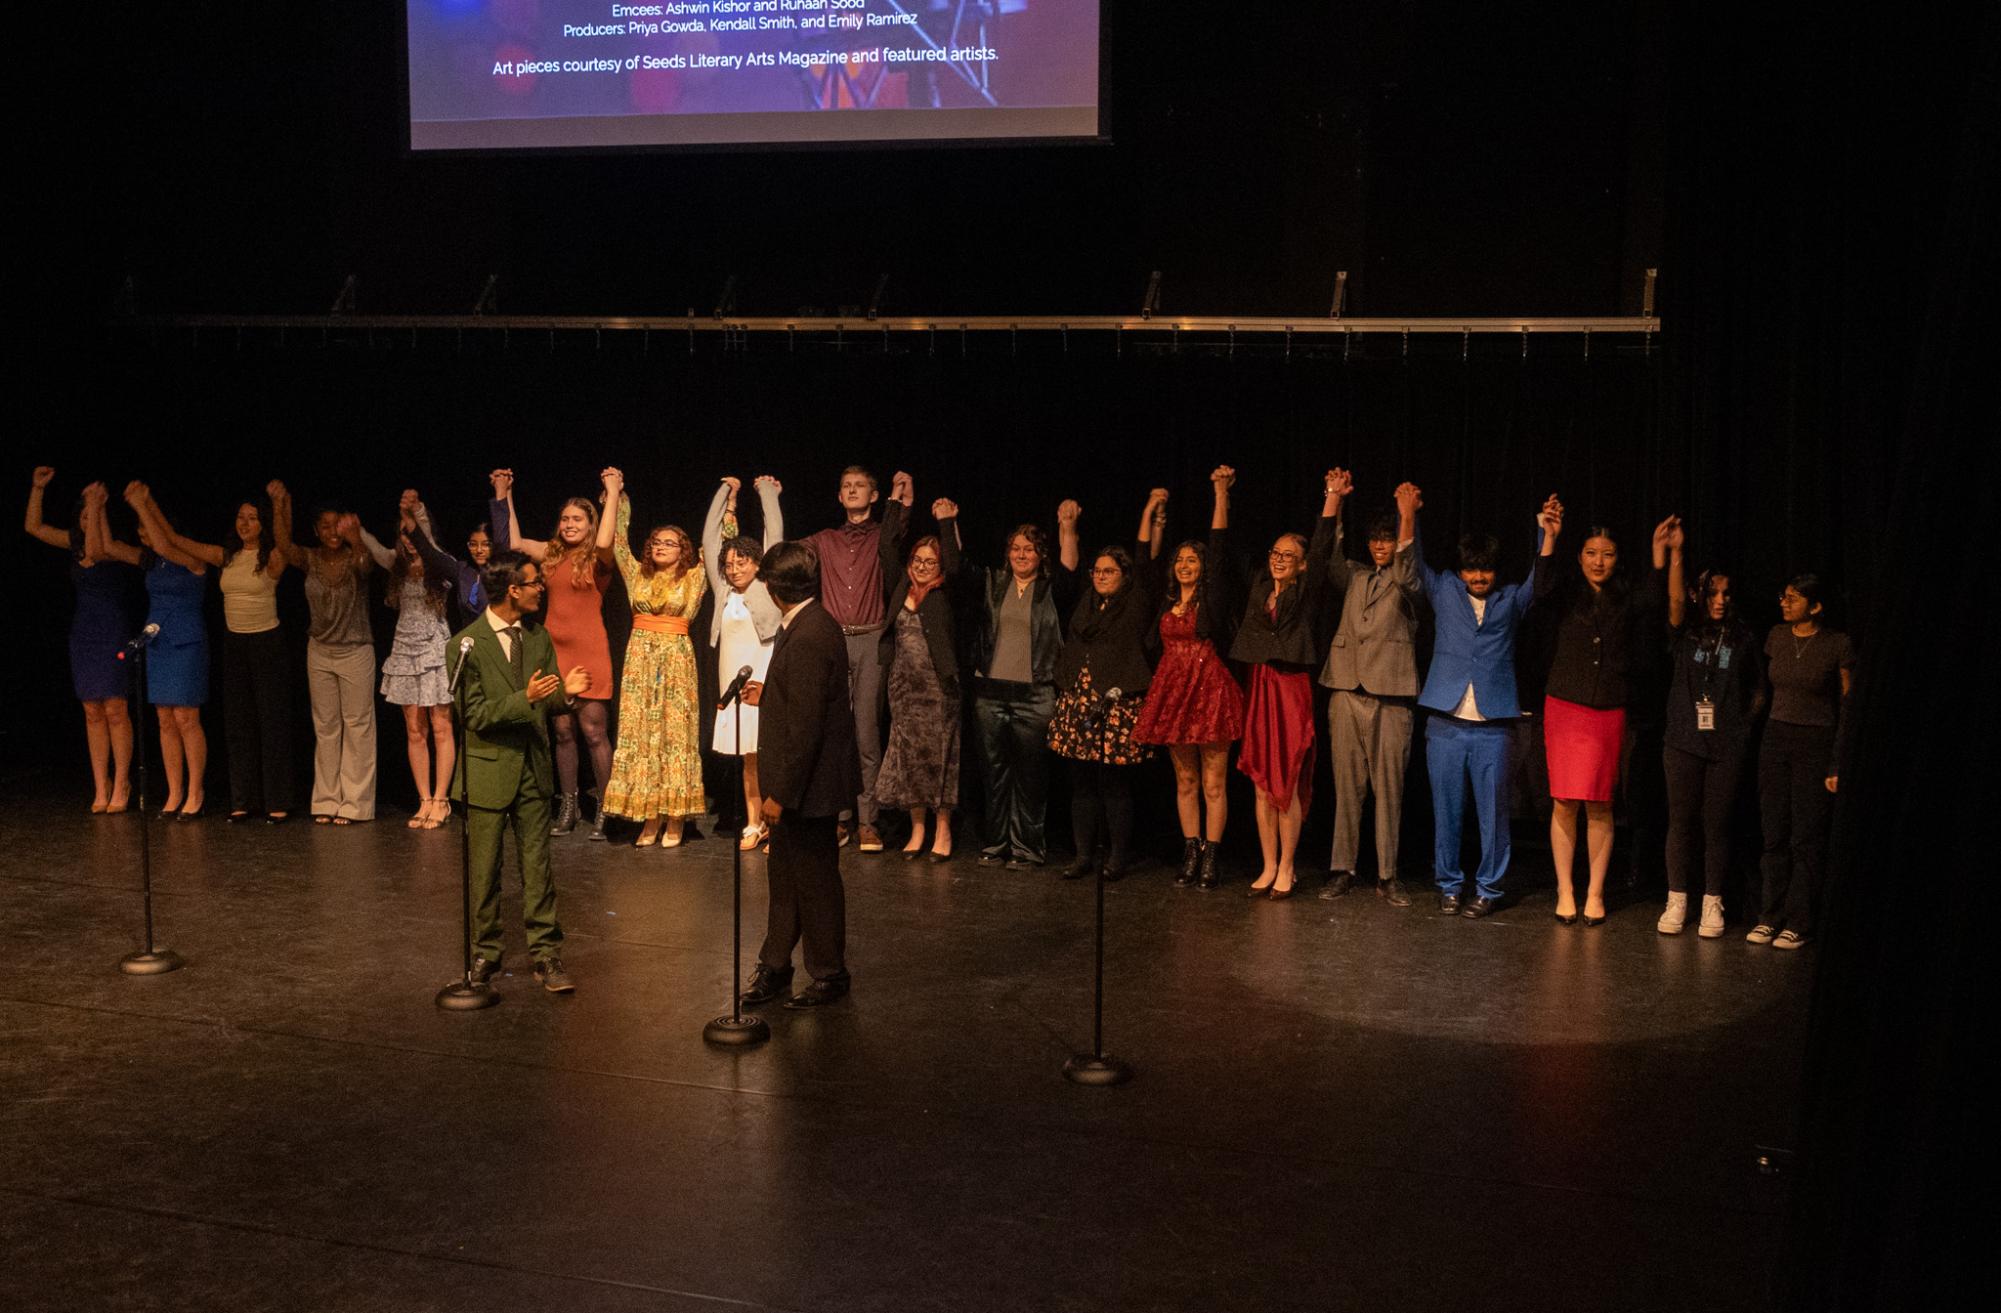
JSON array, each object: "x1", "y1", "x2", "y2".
[
  {"x1": 550, "y1": 792, "x2": 580, "y2": 836},
  {"x1": 1196, "y1": 840, "x2": 1221, "y2": 890},
  {"x1": 586, "y1": 789, "x2": 609, "y2": 841},
  {"x1": 1175, "y1": 838, "x2": 1202, "y2": 886}
]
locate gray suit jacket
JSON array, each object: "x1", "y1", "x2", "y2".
[{"x1": 1318, "y1": 520, "x2": 1423, "y2": 697}]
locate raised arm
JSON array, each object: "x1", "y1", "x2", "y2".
[
  {"x1": 123, "y1": 483, "x2": 212, "y2": 571},
  {"x1": 492, "y1": 468, "x2": 546, "y2": 560},
  {"x1": 931, "y1": 500, "x2": 963, "y2": 575},
  {"x1": 1658, "y1": 515, "x2": 1686, "y2": 630},
  {"x1": 1301, "y1": 468, "x2": 1349, "y2": 592},
  {"x1": 1389, "y1": 481, "x2": 1422, "y2": 595},
  {"x1": 83, "y1": 483, "x2": 143, "y2": 566},
  {"x1": 1137, "y1": 487, "x2": 1168, "y2": 558},
  {"x1": 265, "y1": 480, "x2": 297, "y2": 577},
  {"x1": 1056, "y1": 499, "x2": 1081, "y2": 573},
  {"x1": 754, "y1": 474, "x2": 784, "y2": 548},
  {"x1": 600, "y1": 468, "x2": 640, "y2": 589},
  {"x1": 24, "y1": 466, "x2": 69, "y2": 549},
  {"x1": 1210, "y1": 466, "x2": 1233, "y2": 533},
  {"x1": 702, "y1": 477, "x2": 736, "y2": 598},
  {"x1": 1530, "y1": 493, "x2": 1563, "y2": 601}
]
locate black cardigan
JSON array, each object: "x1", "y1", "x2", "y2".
[
  {"x1": 1227, "y1": 513, "x2": 1339, "y2": 669},
  {"x1": 1056, "y1": 541, "x2": 1160, "y2": 695}
]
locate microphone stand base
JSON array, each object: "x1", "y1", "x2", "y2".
[
  {"x1": 704, "y1": 1013, "x2": 771, "y2": 1047},
  {"x1": 119, "y1": 949, "x2": 185, "y2": 976},
  {"x1": 434, "y1": 981, "x2": 501, "y2": 1011},
  {"x1": 1062, "y1": 1053, "x2": 1133, "y2": 1086}
]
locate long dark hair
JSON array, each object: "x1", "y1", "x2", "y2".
[
  {"x1": 1691, "y1": 566, "x2": 1753, "y2": 649},
  {"x1": 1567, "y1": 523, "x2": 1631, "y2": 611},
  {"x1": 390, "y1": 533, "x2": 448, "y2": 616},
  {"x1": 1157, "y1": 537, "x2": 1230, "y2": 643},
  {"x1": 222, "y1": 496, "x2": 276, "y2": 574}
]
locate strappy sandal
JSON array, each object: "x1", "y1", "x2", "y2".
[{"x1": 418, "y1": 798, "x2": 445, "y2": 830}]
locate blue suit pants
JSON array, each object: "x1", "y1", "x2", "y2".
[{"x1": 1425, "y1": 715, "x2": 1513, "y2": 899}]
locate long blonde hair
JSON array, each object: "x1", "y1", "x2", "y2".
[{"x1": 544, "y1": 497, "x2": 601, "y2": 587}]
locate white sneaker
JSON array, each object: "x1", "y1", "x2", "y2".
[
  {"x1": 1656, "y1": 892, "x2": 1688, "y2": 935},
  {"x1": 1698, "y1": 895, "x2": 1726, "y2": 939}
]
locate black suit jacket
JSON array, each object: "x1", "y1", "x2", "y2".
[{"x1": 760, "y1": 599, "x2": 862, "y2": 820}]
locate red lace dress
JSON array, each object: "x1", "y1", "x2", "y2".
[{"x1": 1133, "y1": 605, "x2": 1245, "y2": 746}]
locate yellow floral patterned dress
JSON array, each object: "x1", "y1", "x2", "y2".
[{"x1": 602, "y1": 498, "x2": 709, "y2": 820}]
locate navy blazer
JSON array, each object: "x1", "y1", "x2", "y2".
[{"x1": 1413, "y1": 528, "x2": 1553, "y2": 720}]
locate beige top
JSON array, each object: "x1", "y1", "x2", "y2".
[{"x1": 221, "y1": 550, "x2": 280, "y2": 634}]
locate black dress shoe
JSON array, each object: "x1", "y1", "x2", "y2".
[
  {"x1": 978, "y1": 848, "x2": 1007, "y2": 866},
  {"x1": 1376, "y1": 877, "x2": 1411, "y2": 907},
  {"x1": 901, "y1": 847, "x2": 925, "y2": 862},
  {"x1": 740, "y1": 964, "x2": 794, "y2": 1007},
  {"x1": 469, "y1": 956, "x2": 501, "y2": 987},
  {"x1": 1061, "y1": 858, "x2": 1097, "y2": 881},
  {"x1": 1005, "y1": 855, "x2": 1044, "y2": 871},
  {"x1": 927, "y1": 849, "x2": 953, "y2": 864},
  {"x1": 1581, "y1": 911, "x2": 1607, "y2": 927},
  {"x1": 783, "y1": 973, "x2": 851, "y2": 1009},
  {"x1": 1438, "y1": 892, "x2": 1462, "y2": 915},
  {"x1": 1460, "y1": 895, "x2": 1498, "y2": 919},
  {"x1": 1101, "y1": 855, "x2": 1132, "y2": 883},
  {"x1": 1319, "y1": 870, "x2": 1354, "y2": 901}
]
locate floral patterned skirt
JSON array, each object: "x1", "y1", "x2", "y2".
[
  {"x1": 603, "y1": 630, "x2": 708, "y2": 820},
  {"x1": 1048, "y1": 664, "x2": 1153, "y2": 766}
]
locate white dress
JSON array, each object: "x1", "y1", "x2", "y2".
[{"x1": 713, "y1": 590, "x2": 773, "y2": 754}]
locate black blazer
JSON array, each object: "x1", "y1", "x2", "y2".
[
  {"x1": 1056, "y1": 540, "x2": 1161, "y2": 695},
  {"x1": 938, "y1": 515, "x2": 1079, "y2": 686},
  {"x1": 879, "y1": 584, "x2": 963, "y2": 700},
  {"x1": 759, "y1": 599, "x2": 863, "y2": 820},
  {"x1": 1228, "y1": 513, "x2": 1339, "y2": 670}
]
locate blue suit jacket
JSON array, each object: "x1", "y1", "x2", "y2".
[{"x1": 1413, "y1": 529, "x2": 1552, "y2": 720}]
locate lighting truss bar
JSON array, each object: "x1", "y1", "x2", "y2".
[{"x1": 121, "y1": 314, "x2": 1660, "y2": 335}]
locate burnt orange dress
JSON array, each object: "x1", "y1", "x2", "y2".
[{"x1": 540, "y1": 552, "x2": 614, "y2": 701}]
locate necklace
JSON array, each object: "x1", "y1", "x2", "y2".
[{"x1": 1791, "y1": 627, "x2": 1817, "y2": 659}]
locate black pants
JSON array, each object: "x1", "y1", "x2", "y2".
[
  {"x1": 223, "y1": 628, "x2": 294, "y2": 814},
  {"x1": 973, "y1": 679, "x2": 1056, "y2": 862},
  {"x1": 1758, "y1": 720, "x2": 1836, "y2": 935},
  {"x1": 760, "y1": 813, "x2": 847, "y2": 982},
  {"x1": 1664, "y1": 741, "x2": 1748, "y2": 896},
  {"x1": 1069, "y1": 759, "x2": 1135, "y2": 867}
]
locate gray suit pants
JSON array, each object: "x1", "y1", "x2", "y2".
[
  {"x1": 1327, "y1": 689, "x2": 1413, "y2": 876},
  {"x1": 843, "y1": 629, "x2": 885, "y2": 825}
]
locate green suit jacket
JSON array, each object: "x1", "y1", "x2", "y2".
[{"x1": 449, "y1": 615, "x2": 568, "y2": 808}]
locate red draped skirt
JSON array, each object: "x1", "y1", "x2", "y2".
[{"x1": 1237, "y1": 665, "x2": 1316, "y2": 812}]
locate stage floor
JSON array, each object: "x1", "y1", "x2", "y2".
[{"x1": 3, "y1": 788, "x2": 1811, "y2": 1312}]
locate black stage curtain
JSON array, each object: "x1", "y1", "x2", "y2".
[{"x1": 1664, "y1": 5, "x2": 1996, "y2": 1309}]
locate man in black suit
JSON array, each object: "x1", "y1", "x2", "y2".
[{"x1": 739, "y1": 541, "x2": 862, "y2": 1009}]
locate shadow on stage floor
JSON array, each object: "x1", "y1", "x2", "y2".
[{"x1": 1, "y1": 784, "x2": 1810, "y2": 1313}]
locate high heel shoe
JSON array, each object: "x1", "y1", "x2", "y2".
[
  {"x1": 901, "y1": 846, "x2": 924, "y2": 862},
  {"x1": 1554, "y1": 911, "x2": 1580, "y2": 925},
  {"x1": 1246, "y1": 870, "x2": 1276, "y2": 897},
  {"x1": 1268, "y1": 874, "x2": 1297, "y2": 901},
  {"x1": 927, "y1": 847, "x2": 953, "y2": 864},
  {"x1": 1581, "y1": 910, "x2": 1607, "y2": 927}
]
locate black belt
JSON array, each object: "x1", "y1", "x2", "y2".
[{"x1": 840, "y1": 623, "x2": 884, "y2": 637}]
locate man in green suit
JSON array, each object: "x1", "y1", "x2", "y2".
[{"x1": 450, "y1": 551, "x2": 592, "y2": 993}]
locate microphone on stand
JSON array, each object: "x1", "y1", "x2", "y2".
[
  {"x1": 1083, "y1": 686, "x2": 1124, "y2": 734},
  {"x1": 124, "y1": 622, "x2": 162, "y2": 652},
  {"x1": 717, "y1": 664, "x2": 757, "y2": 710},
  {"x1": 448, "y1": 635, "x2": 476, "y2": 695}
]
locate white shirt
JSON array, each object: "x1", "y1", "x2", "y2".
[
  {"x1": 780, "y1": 597, "x2": 814, "y2": 629},
  {"x1": 1450, "y1": 592, "x2": 1489, "y2": 721},
  {"x1": 484, "y1": 607, "x2": 519, "y2": 662}
]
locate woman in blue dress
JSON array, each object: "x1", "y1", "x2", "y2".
[
  {"x1": 27, "y1": 469, "x2": 136, "y2": 813},
  {"x1": 113, "y1": 481, "x2": 214, "y2": 817}
]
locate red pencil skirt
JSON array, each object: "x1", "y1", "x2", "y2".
[{"x1": 1544, "y1": 695, "x2": 1625, "y2": 803}]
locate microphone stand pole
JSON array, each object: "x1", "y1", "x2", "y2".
[
  {"x1": 120, "y1": 636, "x2": 183, "y2": 976},
  {"x1": 437, "y1": 636, "x2": 498, "y2": 1011},
  {"x1": 705, "y1": 674, "x2": 769, "y2": 1047}
]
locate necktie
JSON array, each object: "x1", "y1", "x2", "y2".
[{"x1": 503, "y1": 625, "x2": 525, "y2": 685}]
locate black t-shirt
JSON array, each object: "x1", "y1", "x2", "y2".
[{"x1": 1663, "y1": 622, "x2": 1764, "y2": 759}]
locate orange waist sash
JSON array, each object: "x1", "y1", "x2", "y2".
[{"x1": 632, "y1": 613, "x2": 691, "y2": 636}]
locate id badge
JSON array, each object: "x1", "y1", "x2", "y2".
[{"x1": 1695, "y1": 697, "x2": 1716, "y2": 732}]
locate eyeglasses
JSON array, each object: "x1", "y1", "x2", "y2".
[
  {"x1": 1091, "y1": 567, "x2": 1123, "y2": 577},
  {"x1": 912, "y1": 558, "x2": 940, "y2": 568},
  {"x1": 514, "y1": 579, "x2": 546, "y2": 591},
  {"x1": 1268, "y1": 550, "x2": 1302, "y2": 562}
]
